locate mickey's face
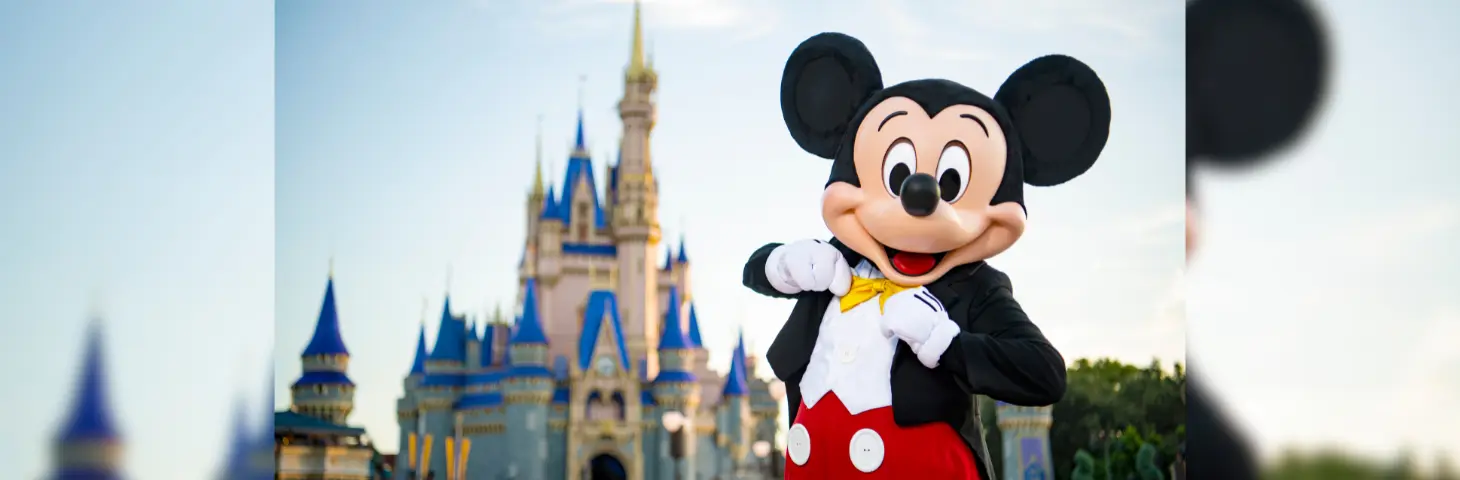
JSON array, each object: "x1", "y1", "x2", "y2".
[
  {"x1": 823, "y1": 96, "x2": 1027, "y2": 285},
  {"x1": 780, "y1": 33, "x2": 1111, "y2": 286}
]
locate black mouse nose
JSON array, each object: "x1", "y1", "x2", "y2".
[{"x1": 900, "y1": 173, "x2": 939, "y2": 217}]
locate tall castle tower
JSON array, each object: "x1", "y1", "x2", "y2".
[
  {"x1": 613, "y1": 0, "x2": 663, "y2": 377},
  {"x1": 51, "y1": 321, "x2": 124, "y2": 480},
  {"x1": 996, "y1": 403, "x2": 1054, "y2": 480},
  {"x1": 378, "y1": 3, "x2": 773, "y2": 479},
  {"x1": 290, "y1": 273, "x2": 355, "y2": 424}
]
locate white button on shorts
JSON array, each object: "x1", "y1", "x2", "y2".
[
  {"x1": 848, "y1": 428, "x2": 885, "y2": 473},
  {"x1": 787, "y1": 423, "x2": 811, "y2": 466}
]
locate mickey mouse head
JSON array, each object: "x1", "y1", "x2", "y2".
[
  {"x1": 780, "y1": 33, "x2": 1112, "y2": 286},
  {"x1": 1186, "y1": 0, "x2": 1328, "y2": 253},
  {"x1": 1187, "y1": 0, "x2": 1329, "y2": 187}
]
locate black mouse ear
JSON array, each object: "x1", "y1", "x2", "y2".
[
  {"x1": 995, "y1": 55, "x2": 1112, "y2": 187},
  {"x1": 1188, "y1": 0, "x2": 1328, "y2": 166},
  {"x1": 780, "y1": 33, "x2": 883, "y2": 159}
]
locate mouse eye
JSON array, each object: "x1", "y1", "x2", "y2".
[
  {"x1": 881, "y1": 139, "x2": 916, "y2": 197},
  {"x1": 937, "y1": 142, "x2": 971, "y2": 203}
]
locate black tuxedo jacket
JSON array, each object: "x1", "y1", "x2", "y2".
[{"x1": 742, "y1": 239, "x2": 1068, "y2": 480}]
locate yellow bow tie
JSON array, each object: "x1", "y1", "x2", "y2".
[{"x1": 839, "y1": 276, "x2": 912, "y2": 313}]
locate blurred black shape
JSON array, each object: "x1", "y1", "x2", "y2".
[
  {"x1": 1185, "y1": 373, "x2": 1259, "y2": 480},
  {"x1": 1187, "y1": 0, "x2": 1329, "y2": 173},
  {"x1": 1184, "y1": 0, "x2": 1330, "y2": 478}
]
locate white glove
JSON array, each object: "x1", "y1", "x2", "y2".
[
  {"x1": 764, "y1": 239, "x2": 852, "y2": 296},
  {"x1": 880, "y1": 287, "x2": 962, "y2": 369}
]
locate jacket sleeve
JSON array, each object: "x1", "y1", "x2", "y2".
[
  {"x1": 742, "y1": 242, "x2": 796, "y2": 299},
  {"x1": 938, "y1": 286, "x2": 1068, "y2": 406}
]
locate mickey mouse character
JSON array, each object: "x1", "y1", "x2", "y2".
[{"x1": 742, "y1": 33, "x2": 1111, "y2": 479}]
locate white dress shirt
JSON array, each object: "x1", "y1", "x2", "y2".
[{"x1": 798, "y1": 260, "x2": 899, "y2": 415}]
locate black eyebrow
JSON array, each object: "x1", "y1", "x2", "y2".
[
  {"x1": 960, "y1": 114, "x2": 989, "y2": 136},
  {"x1": 877, "y1": 111, "x2": 908, "y2": 131}
]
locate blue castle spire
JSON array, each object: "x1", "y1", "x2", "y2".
[
  {"x1": 52, "y1": 320, "x2": 123, "y2": 480},
  {"x1": 722, "y1": 330, "x2": 749, "y2": 396},
  {"x1": 658, "y1": 286, "x2": 692, "y2": 350},
  {"x1": 427, "y1": 296, "x2": 466, "y2": 363},
  {"x1": 479, "y1": 320, "x2": 495, "y2": 368},
  {"x1": 59, "y1": 321, "x2": 119, "y2": 443},
  {"x1": 302, "y1": 276, "x2": 348, "y2": 357},
  {"x1": 654, "y1": 288, "x2": 696, "y2": 386},
  {"x1": 541, "y1": 184, "x2": 559, "y2": 220},
  {"x1": 409, "y1": 321, "x2": 428, "y2": 375},
  {"x1": 574, "y1": 107, "x2": 587, "y2": 152},
  {"x1": 677, "y1": 236, "x2": 689, "y2": 263},
  {"x1": 577, "y1": 289, "x2": 630, "y2": 371},
  {"x1": 686, "y1": 303, "x2": 704, "y2": 348},
  {"x1": 547, "y1": 106, "x2": 609, "y2": 228},
  {"x1": 512, "y1": 279, "x2": 549, "y2": 344},
  {"x1": 662, "y1": 247, "x2": 673, "y2": 271}
]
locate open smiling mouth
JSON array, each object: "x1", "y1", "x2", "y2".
[{"x1": 883, "y1": 245, "x2": 948, "y2": 277}]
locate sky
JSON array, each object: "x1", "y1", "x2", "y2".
[
  {"x1": 0, "y1": 1, "x2": 275, "y2": 479},
  {"x1": 1188, "y1": 0, "x2": 1460, "y2": 466},
  {"x1": 274, "y1": 0, "x2": 1185, "y2": 455}
]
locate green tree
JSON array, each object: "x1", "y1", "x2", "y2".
[
  {"x1": 980, "y1": 358, "x2": 1185, "y2": 479},
  {"x1": 1048, "y1": 359, "x2": 1186, "y2": 480},
  {"x1": 1137, "y1": 443, "x2": 1164, "y2": 480},
  {"x1": 1072, "y1": 450, "x2": 1097, "y2": 480},
  {"x1": 1263, "y1": 450, "x2": 1391, "y2": 480}
]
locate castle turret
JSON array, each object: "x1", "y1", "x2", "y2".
[
  {"x1": 614, "y1": 0, "x2": 664, "y2": 378},
  {"x1": 417, "y1": 297, "x2": 467, "y2": 478},
  {"x1": 290, "y1": 274, "x2": 355, "y2": 424},
  {"x1": 746, "y1": 353, "x2": 783, "y2": 475},
  {"x1": 52, "y1": 321, "x2": 123, "y2": 480},
  {"x1": 426, "y1": 296, "x2": 467, "y2": 371},
  {"x1": 395, "y1": 320, "x2": 430, "y2": 479},
  {"x1": 716, "y1": 331, "x2": 752, "y2": 473},
  {"x1": 504, "y1": 279, "x2": 552, "y2": 480},
  {"x1": 653, "y1": 286, "x2": 700, "y2": 479},
  {"x1": 996, "y1": 402, "x2": 1055, "y2": 480},
  {"x1": 685, "y1": 302, "x2": 708, "y2": 382}
]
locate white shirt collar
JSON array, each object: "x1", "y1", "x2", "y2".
[{"x1": 854, "y1": 259, "x2": 884, "y2": 279}]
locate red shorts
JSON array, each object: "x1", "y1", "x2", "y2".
[{"x1": 785, "y1": 392, "x2": 981, "y2": 479}]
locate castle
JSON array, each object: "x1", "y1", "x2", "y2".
[
  {"x1": 285, "y1": 3, "x2": 781, "y2": 479},
  {"x1": 47, "y1": 320, "x2": 275, "y2": 480}
]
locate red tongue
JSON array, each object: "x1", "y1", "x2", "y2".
[{"x1": 891, "y1": 252, "x2": 936, "y2": 276}]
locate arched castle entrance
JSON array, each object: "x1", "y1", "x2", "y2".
[{"x1": 590, "y1": 453, "x2": 627, "y2": 480}]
